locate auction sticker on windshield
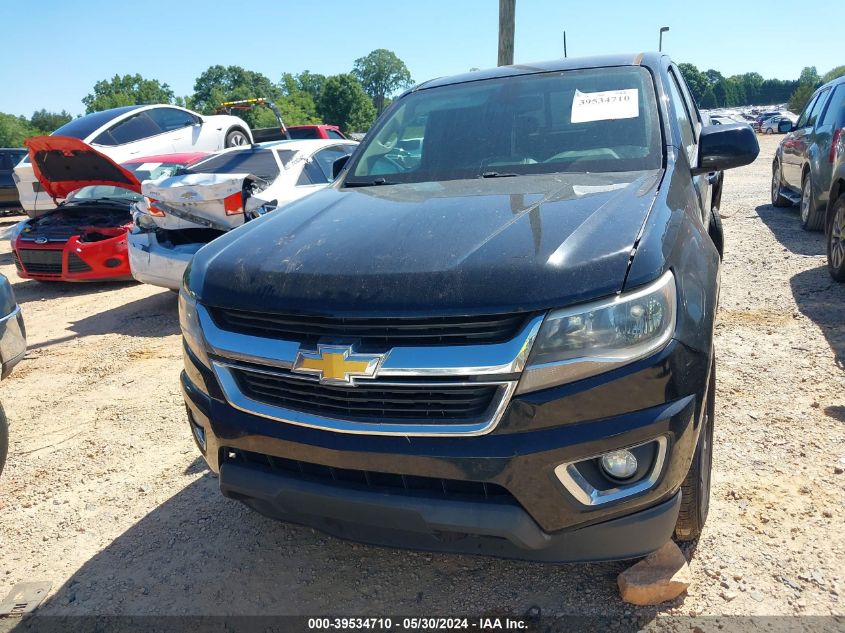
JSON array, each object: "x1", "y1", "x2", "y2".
[{"x1": 571, "y1": 88, "x2": 639, "y2": 123}]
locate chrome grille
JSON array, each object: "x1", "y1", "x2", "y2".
[{"x1": 233, "y1": 366, "x2": 499, "y2": 423}]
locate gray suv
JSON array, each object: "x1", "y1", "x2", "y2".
[{"x1": 771, "y1": 75, "x2": 845, "y2": 230}]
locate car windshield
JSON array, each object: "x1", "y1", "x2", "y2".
[
  {"x1": 346, "y1": 66, "x2": 662, "y2": 186},
  {"x1": 65, "y1": 161, "x2": 189, "y2": 203}
]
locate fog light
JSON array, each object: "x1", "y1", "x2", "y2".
[{"x1": 600, "y1": 450, "x2": 638, "y2": 481}]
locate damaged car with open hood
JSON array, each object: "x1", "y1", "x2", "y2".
[
  {"x1": 180, "y1": 54, "x2": 759, "y2": 562},
  {"x1": 10, "y1": 136, "x2": 203, "y2": 281},
  {"x1": 128, "y1": 139, "x2": 357, "y2": 290}
]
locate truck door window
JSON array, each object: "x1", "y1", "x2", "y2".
[{"x1": 667, "y1": 72, "x2": 696, "y2": 161}]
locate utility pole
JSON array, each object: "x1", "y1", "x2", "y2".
[
  {"x1": 659, "y1": 26, "x2": 669, "y2": 52},
  {"x1": 498, "y1": 0, "x2": 515, "y2": 66},
  {"x1": 563, "y1": 30, "x2": 567, "y2": 58}
]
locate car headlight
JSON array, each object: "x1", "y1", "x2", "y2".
[
  {"x1": 8, "y1": 220, "x2": 29, "y2": 244},
  {"x1": 178, "y1": 285, "x2": 211, "y2": 369},
  {"x1": 517, "y1": 271, "x2": 676, "y2": 394}
]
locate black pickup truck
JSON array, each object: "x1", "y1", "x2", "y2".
[{"x1": 179, "y1": 53, "x2": 758, "y2": 561}]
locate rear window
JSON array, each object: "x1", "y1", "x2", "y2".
[
  {"x1": 186, "y1": 149, "x2": 294, "y2": 180},
  {"x1": 346, "y1": 66, "x2": 662, "y2": 185},
  {"x1": 52, "y1": 106, "x2": 142, "y2": 139},
  {"x1": 287, "y1": 128, "x2": 319, "y2": 139}
]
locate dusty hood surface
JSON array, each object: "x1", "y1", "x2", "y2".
[
  {"x1": 25, "y1": 136, "x2": 141, "y2": 202},
  {"x1": 189, "y1": 171, "x2": 662, "y2": 315}
]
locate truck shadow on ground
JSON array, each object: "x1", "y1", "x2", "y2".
[
  {"x1": 26, "y1": 289, "x2": 180, "y2": 352},
  {"x1": 790, "y1": 266, "x2": 845, "y2": 369},
  {"x1": 8, "y1": 466, "x2": 674, "y2": 624},
  {"x1": 10, "y1": 279, "x2": 138, "y2": 303}
]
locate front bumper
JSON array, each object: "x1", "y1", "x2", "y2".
[
  {"x1": 128, "y1": 230, "x2": 202, "y2": 290},
  {"x1": 182, "y1": 339, "x2": 710, "y2": 561},
  {"x1": 13, "y1": 234, "x2": 131, "y2": 281}
]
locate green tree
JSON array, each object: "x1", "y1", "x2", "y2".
[
  {"x1": 82, "y1": 74, "x2": 174, "y2": 113},
  {"x1": 704, "y1": 69, "x2": 724, "y2": 88},
  {"x1": 679, "y1": 63, "x2": 707, "y2": 103},
  {"x1": 318, "y1": 74, "x2": 376, "y2": 134},
  {"x1": 0, "y1": 113, "x2": 35, "y2": 146},
  {"x1": 278, "y1": 74, "x2": 321, "y2": 126},
  {"x1": 192, "y1": 65, "x2": 282, "y2": 127},
  {"x1": 700, "y1": 88, "x2": 717, "y2": 109},
  {"x1": 737, "y1": 72, "x2": 764, "y2": 104},
  {"x1": 352, "y1": 49, "x2": 412, "y2": 114},
  {"x1": 798, "y1": 66, "x2": 820, "y2": 87},
  {"x1": 29, "y1": 109, "x2": 72, "y2": 134},
  {"x1": 821, "y1": 65, "x2": 845, "y2": 83},
  {"x1": 293, "y1": 71, "x2": 327, "y2": 102},
  {"x1": 789, "y1": 82, "x2": 816, "y2": 114}
]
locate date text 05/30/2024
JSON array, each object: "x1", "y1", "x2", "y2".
[{"x1": 308, "y1": 617, "x2": 530, "y2": 630}]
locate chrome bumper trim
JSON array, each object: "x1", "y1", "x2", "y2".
[{"x1": 553, "y1": 436, "x2": 669, "y2": 506}]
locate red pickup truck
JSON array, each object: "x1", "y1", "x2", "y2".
[{"x1": 215, "y1": 99, "x2": 347, "y2": 143}]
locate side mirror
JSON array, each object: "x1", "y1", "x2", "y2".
[
  {"x1": 332, "y1": 154, "x2": 351, "y2": 180},
  {"x1": 691, "y1": 123, "x2": 760, "y2": 175},
  {"x1": 778, "y1": 120, "x2": 794, "y2": 133}
]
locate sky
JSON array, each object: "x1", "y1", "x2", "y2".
[{"x1": 1, "y1": 0, "x2": 839, "y2": 117}]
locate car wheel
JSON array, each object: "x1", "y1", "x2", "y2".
[
  {"x1": 225, "y1": 128, "x2": 249, "y2": 148},
  {"x1": 771, "y1": 161, "x2": 792, "y2": 207},
  {"x1": 0, "y1": 402, "x2": 8, "y2": 478},
  {"x1": 674, "y1": 359, "x2": 714, "y2": 542},
  {"x1": 800, "y1": 172, "x2": 824, "y2": 231},
  {"x1": 827, "y1": 194, "x2": 845, "y2": 282}
]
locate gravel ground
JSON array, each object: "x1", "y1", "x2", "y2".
[{"x1": 0, "y1": 134, "x2": 842, "y2": 626}]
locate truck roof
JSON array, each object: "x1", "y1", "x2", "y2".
[{"x1": 415, "y1": 53, "x2": 663, "y2": 92}]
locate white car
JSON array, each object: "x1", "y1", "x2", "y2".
[
  {"x1": 13, "y1": 104, "x2": 252, "y2": 217},
  {"x1": 128, "y1": 139, "x2": 357, "y2": 290}
]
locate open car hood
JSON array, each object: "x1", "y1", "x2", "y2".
[{"x1": 25, "y1": 136, "x2": 142, "y2": 202}]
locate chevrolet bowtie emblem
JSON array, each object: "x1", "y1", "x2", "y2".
[{"x1": 291, "y1": 345, "x2": 384, "y2": 386}]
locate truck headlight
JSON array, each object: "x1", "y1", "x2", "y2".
[
  {"x1": 178, "y1": 286, "x2": 211, "y2": 369},
  {"x1": 517, "y1": 271, "x2": 676, "y2": 394}
]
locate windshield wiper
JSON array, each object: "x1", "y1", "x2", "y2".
[
  {"x1": 344, "y1": 178, "x2": 396, "y2": 187},
  {"x1": 480, "y1": 171, "x2": 518, "y2": 178}
]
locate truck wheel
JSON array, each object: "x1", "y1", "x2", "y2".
[
  {"x1": 827, "y1": 195, "x2": 845, "y2": 282},
  {"x1": 225, "y1": 128, "x2": 249, "y2": 148},
  {"x1": 674, "y1": 359, "x2": 715, "y2": 541},
  {"x1": 0, "y1": 402, "x2": 8, "y2": 478},
  {"x1": 800, "y1": 173, "x2": 825, "y2": 231},
  {"x1": 771, "y1": 161, "x2": 792, "y2": 207}
]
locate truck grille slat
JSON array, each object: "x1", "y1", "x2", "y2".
[
  {"x1": 223, "y1": 448, "x2": 517, "y2": 504},
  {"x1": 209, "y1": 307, "x2": 528, "y2": 347},
  {"x1": 233, "y1": 367, "x2": 498, "y2": 422}
]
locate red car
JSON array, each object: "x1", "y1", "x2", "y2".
[{"x1": 11, "y1": 136, "x2": 205, "y2": 282}]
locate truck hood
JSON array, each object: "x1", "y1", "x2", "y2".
[
  {"x1": 25, "y1": 136, "x2": 141, "y2": 202},
  {"x1": 190, "y1": 170, "x2": 662, "y2": 316}
]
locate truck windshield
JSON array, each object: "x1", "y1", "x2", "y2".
[{"x1": 346, "y1": 66, "x2": 662, "y2": 186}]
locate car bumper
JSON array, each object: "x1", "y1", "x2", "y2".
[
  {"x1": 0, "y1": 305, "x2": 26, "y2": 379},
  {"x1": 181, "y1": 339, "x2": 710, "y2": 562},
  {"x1": 13, "y1": 234, "x2": 132, "y2": 282},
  {"x1": 128, "y1": 230, "x2": 202, "y2": 290}
]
